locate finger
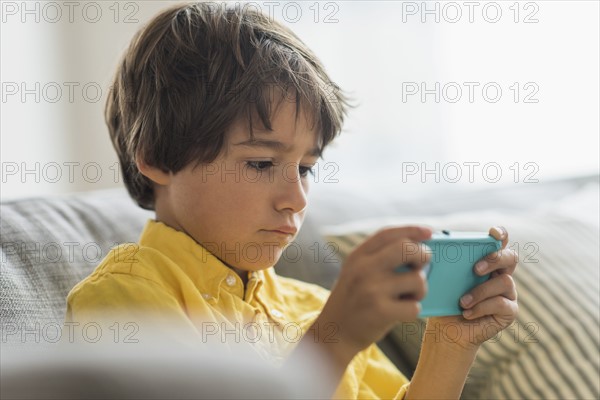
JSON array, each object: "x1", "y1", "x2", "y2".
[
  {"x1": 475, "y1": 248, "x2": 518, "y2": 276},
  {"x1": 386, "y1": 298, "x2": 422, "y2": 322},
  {"x1": 462, "y1": 296, "x2": 518, "y2": 320},
  {"x1": 489, "y1": 225, "x2": 508, "y2": 248},
  {"x1": 460, "y1": 273, "x2": 517, "y2": 310},
  {"x1": 358, "y1": 226, "x2": 433, "y2": 255},
  {"x1": 372, "y1": 240, "x2": 432, "y2": 272},
  {"x1": 385, "y1": 271, "x2": 427, "y2": 301}
]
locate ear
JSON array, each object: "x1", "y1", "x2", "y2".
[{"x1": 136, "y1": 156, "x2": 171, "y2": 186}]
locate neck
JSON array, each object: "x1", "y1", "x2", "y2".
[{"x1": 229, "y1": 264, "x2": 249, "y2": 288}]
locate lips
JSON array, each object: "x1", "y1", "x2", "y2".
[{"x1": 267, "y1": 226, "x2": 298, "y2": 235}]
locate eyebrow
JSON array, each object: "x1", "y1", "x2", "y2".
[{"x1": 233, "y1": 139, "x2": 322, "y2": 157}]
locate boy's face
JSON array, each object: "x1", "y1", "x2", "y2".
[{"x1": 155, "y1": 99, "x2": 321, "y2": 272}]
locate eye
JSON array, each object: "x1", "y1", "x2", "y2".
[
  {"x1": 299, "y1": 165, "x2": 315, "y2": 178},
  {"x1": 246, "y1": 161, "x2": 274, "y2": 171}
]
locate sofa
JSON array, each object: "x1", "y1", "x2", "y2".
[{"x1": 1, "y1": 175, "x2": 599, "y2": 399}]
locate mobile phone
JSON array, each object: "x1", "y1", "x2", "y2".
[{"x1": 395, "y1": 231, "x2": 502, "y2": 317}]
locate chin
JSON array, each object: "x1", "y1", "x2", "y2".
[
  {"x1": 223, "y1": 243, "x2": 286, "y2": 270},
  {"x1": 245, "y1": 252, "x2": 285, "y2": 270}
]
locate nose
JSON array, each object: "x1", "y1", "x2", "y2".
[{"x1": 274, "y1": 164, "x2": 308, "y2": 214}]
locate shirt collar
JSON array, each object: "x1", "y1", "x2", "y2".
[{"x1": 138, "y1": 219, "x2": 270, "y2": 302}]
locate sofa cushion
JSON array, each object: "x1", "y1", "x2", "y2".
[{"x1": 1, "y1": 190, "x2": 152, "y2": 346}]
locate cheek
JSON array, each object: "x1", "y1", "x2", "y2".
[
  {"x1": 221, "y1": 172, "x2": 269, "y2": 203},
  {"x1": 190, "y1": 179, "x2": 263, "y2": 220}
]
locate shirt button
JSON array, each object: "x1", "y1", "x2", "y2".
[
  {"x1": 271, "y1": 309, "x2": 284, "y2": 319},
  {"x1": 225, "y1": 274, "x2": 237, "y2": 286},
  {"x1": 201, "y1": 293, "x2": 212, "y2": 300}
]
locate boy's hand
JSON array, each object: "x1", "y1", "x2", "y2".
[
  {"x1": 427, "y1": 226, "x2": 519, "y2": 350},
  {"x1": 317, "y1": 226, "x2": 433, "y2": 357},
  {"x1": 405, "y1": 227, "x2": 518, "y2": 399}
]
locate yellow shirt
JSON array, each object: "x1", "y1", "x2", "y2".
[{"x1": 66, "y1": 220, "x2": 410, "y2": 399}]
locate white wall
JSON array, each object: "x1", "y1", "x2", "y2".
[
  {"x1": 1, "y1": 1, "x2": 168, "y2": 199},
  {"x1": 2, "y1": 1, "x2": 598, "y2": 201}
]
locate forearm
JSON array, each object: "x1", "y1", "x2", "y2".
[{"x1": 405, "y1": 341, "x2": 478, "y2": 399}]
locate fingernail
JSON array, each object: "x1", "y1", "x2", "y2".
[
  {"x1": 476, "y1": 261, "x2": 488, "y2": 274},
  {"x1": 461, "y1": 294, "x2": 472, "y2": 306},
  {"x1": 463, "y1": 309, "x2": 473, "y2": 318},
  {"x1": 493, "y1": 226, "x2": 506, "y2": 238}
]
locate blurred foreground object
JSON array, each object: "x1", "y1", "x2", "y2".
[{"x1": 1, "y1": 341, "x2": 321, "y2": 399}]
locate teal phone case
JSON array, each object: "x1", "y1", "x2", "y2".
[{"x1": 395, "y1": 231, "x2": 502, "y2": 317}]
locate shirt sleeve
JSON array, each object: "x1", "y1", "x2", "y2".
[{"x1": 357, "y1": 344, "x2": 411, "y2": 400}]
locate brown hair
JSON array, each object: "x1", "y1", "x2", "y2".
[{"x1": 106, "y1": 1, "x2": 352, "y2": 210}]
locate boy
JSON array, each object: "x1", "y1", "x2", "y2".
[{"x1": 66, "y1": 2, "x2": 519, "y2": 399}]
